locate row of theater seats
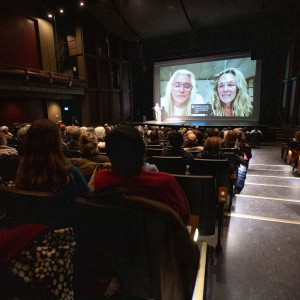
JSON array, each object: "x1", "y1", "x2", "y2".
[
  {"x1": 147, "y1": 156, "x2": 236, "y2": 253},
  {"x1": 0, "y1": 183, "x2": 205, "y2": 300}
]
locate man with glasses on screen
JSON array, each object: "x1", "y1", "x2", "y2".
[{"x1": 160, "y1": 69, "x2": 204, "y2": 117}]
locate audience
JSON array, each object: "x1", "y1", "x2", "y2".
[
  {"x1": 16, "y1": 124, "x2": 31, "y2": 156},
  {"x1": 146, "y1": 130, "x2": 161, "y2": 145},
  {"x1": 15, "y1": 119, "x2": 90, "y2": 202},
  {"x1": 183, "y1": 132, "x2": 204, "y2": 152},
  {"x1": 93, "y1": 124, "x2": 190, "y2": 224},
  {"x1": 3, "y1": 120, "x2": 268, "y2": 198},
  {"x1": 0, "y1": 131, "x2": 20, "y2": 183},
  {"x1": 0, "y1": 131, "x2": 18, "y2": 157},
  {"x1": 0, "y1": 125, "x2": 14, "y2": 139},
  {"x1": 221, "y1": 129, "x2": 237, "y2": 148},
  {"x1": 197, "y1": 136, "x2": 225, "y2": 159},
  {"x1": 79, "y1": 132, "x2": 110, "y2": 163},
  {"x1": 65, "y1": 126, "x2": 81, "y2": 151},
  {"x1": 161, "y1": 130, "x2": 194, "y2": 162},
  {"x1": 195, "y1": 130, "x2": 205, "y2": 146}
]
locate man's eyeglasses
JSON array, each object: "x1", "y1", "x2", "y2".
[{"x1": 172, "y1": 82, "x2": 193, "y2": 91}]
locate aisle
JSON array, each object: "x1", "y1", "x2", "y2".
[{"x1": 204, "y1": 146, "x2": 300, "y2": 300}]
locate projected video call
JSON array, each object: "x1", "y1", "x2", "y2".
[{"x1": 153, "y1": 54, "x2": 261, "y2": 122}]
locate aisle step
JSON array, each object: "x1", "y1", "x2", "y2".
[
  {"x1": 246, "y1": 175, "x2": 300, "y2": 186},
  {"x1": 231, "y1": 195, "x2": 300, "y2": 221},
  {"x1": 241, "y1": 184, "x2": 300, "y2": 200},
  {"x1": 225, "y1": 212, "x2": 300, "y2": 225}
]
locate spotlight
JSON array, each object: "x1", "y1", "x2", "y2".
[
  {"x1": 80, "y1": 1, "x2": 85, "y2": 7},
  {"x1": 59, "y1": 8, "x2": 64, "y2": 14},
  {"x1": 48, "y1": 13, "x2": 53, "y2": 18}
]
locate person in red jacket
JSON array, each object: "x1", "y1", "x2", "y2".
[{"x1": 93, "y1": 124, "x2": 190, "y2": 224}]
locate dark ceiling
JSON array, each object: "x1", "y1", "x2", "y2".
[
  {"x1": 4, "y1": 0, "x2": 299, "y2": 42},
  {"x1": 85, "y1": 0, "x2": 298, "y2": 42}
]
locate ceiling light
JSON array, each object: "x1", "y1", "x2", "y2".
[
  {"x1": 48, "y1": 13, "x2": 53, "y2": 18},
  {"x1": 59, "y1": 9, "x2": 64, "y2": 14},
  {"x1": 80, "y1": 2, "x2": 85, "y2": 7}
]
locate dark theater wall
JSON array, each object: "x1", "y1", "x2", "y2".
[
  {"x1": 0, "y1": 10, "x2": 41, "y2": 69},
  {"x1": 0, "y1": 98, "x2": 45, "y2": 126}
]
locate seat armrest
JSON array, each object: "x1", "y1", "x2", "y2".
[{"x1": 187, "y1": 214, "x2": 199, "y2": 241}]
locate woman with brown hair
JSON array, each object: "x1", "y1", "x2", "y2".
[
  {"x1": 15, "y1": 119, "x2": 90, "y2": 199},
  {"x1": 197, "y1": 136, "x2": 224, "y2": 159}
]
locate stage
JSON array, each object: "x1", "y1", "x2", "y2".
[{"x1": 142, "y1": 117, "x2": 259, "y2": 128}]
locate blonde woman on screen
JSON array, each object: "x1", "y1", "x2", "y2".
[
  {"x1": 160, "y1": 69, "x2": 204, "y2": 116},
  {"x1": 208, "y1": 68, "x2": 253, "y2": 117}
]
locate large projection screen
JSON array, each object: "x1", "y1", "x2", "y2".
[{"x1": 153, "y1": 53, "x2": 261, "y2": 126}]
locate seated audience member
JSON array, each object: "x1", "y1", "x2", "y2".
[
  {"x1": 79, "y1": 132, "x2": 110, "y2": 163},
  {"x1": 162, "y1": 130, "x2": 194, "y2": 162},
  {"x1": 146, "y1": 130, "x2": 161, "y2": 145},
  {"x1": 242, "y1": 127, "x2": 250, "y2": 142},
  {"x1": 286, "y1": 130, "x2": 300, "y2": 164},
  {"x1": 197, "y1": 136, "x2": 225, "y2": 159},
  {"x1": 0, "y1": 125, "x2": 14, "y2": 139},
  {"x1": 58, "y1": 122, "x2": 68, "y2": 142},
  {"x1": 236, "y1": 128, "x2": 252, "y2": 167},
  {"x1": 94, "y1": 126, "x2": 106, "y2": 151},
  {"x1": 223, "y1": 129, "x2": 249, "y2": 194},
  {"x1": 94, "y1": 126, "x2": 106, "y2": 141},
  {"x1": 0, "y1": 131, "x2": 18, "y2": 157},
  {"x1": 93, "y1": 124, "x2": 190, "y2": 224},
  {"x1": 15, "y1": 119, "x2": 90, "y2": 204},
  {"x1": 16, "y1": 124, "x2": 31, "y2": 156},
  {"x1": 183, "y1": 132, "x2": 204, "y2": 152},
  {"x1": 221, "y1": 130, "x2": 238, "y2": 148},
  {"x1": 65, "y1": 126, "x2": 81, "y2": 151},
  {"x1": 205, "y1": 127, "x2": 216, "y2": 138},
  {"x1": 195, "y1": 130, "x2": 205, "y2": 146},
  {"x1": 70, "y1": 157, "x2": 106, "y2": 184},
  {"x1": 0, "y1": 131, "x2": 20, "y2": 183}
]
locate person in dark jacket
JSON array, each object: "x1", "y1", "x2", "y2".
[{"x1": 161, "y1": 130, "x2": 194, "y2": 162}]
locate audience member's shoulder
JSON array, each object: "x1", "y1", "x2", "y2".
[{"x1": 143, "y1": 170, "x2": 176, "y2": 181}]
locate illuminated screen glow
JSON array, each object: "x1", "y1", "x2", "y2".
[{"x1": 153, "y1": 53, "x2": 261, "y2": 125}]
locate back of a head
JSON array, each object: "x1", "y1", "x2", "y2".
[
  {"x1": 16, "y1": 119, "x2": 69, "y2": 192},
  {"x1": 24, "y1": 119, "x2": 63, "y2": 157},
  {"x1": 105, "y1": 124, "x2": 146, "y2": 176},
  {"x1": 223, "y1": 130, "x2": 237, "y2": 146},
  {"x1": 195, "y1": 131, "x2": 204, "y2": 145},
  {"x1": 150, "y1": 130, "x2": 159, "y2": 141},
  {"x1": 167, "y1": 130, "x2": 184, "y2": 148},
  {"x1": 17, "y1": 124, "x2": 30, "y2": 141},
  {"x1": 67, "y1": 126, "x2": 81, "y2": 140},
  {"x1": 187, "y1": 133, "x2": 197, "y2": 143},
  {"x1": 206, "y1": 127, "x2": 215, "y2": 137},
  {"x1": 204, "y1": 136, "x2": 221, "y2": 152},
  {"x1": 80, "y1": 132, "x2": 98, "y2": 154}
]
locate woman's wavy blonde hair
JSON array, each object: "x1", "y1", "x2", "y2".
[{"x1": 208, "y1": 68, "x2": 253, "y2": 117}]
